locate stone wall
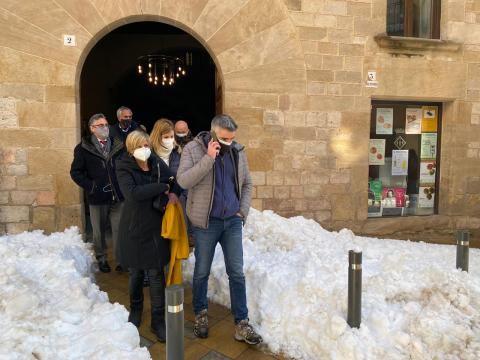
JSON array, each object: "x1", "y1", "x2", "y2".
[{"x1": 0, "y1": 0, "x2": 478, "y2": 244}]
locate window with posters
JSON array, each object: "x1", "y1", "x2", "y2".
[{"x1": 368, "y1": 101, "x2": 441, "y2": 218}]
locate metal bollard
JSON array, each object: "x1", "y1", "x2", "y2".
[
  {"x1": 347, "y1": 250, "x2": 362, "y2": 328},
  {"x1": 166, "y1": 285, "x2": 184, "y2": 360},
  {"x1": 456, "y1": 230, "x2": 470, "y2": 272}
]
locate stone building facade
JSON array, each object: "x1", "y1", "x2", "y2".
[{"x1": 0, "y1": 0, "x2": 479, "y2": 243}]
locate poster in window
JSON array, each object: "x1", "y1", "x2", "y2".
[
  {"x1": 405, "y1": 108, "x2": 422, "y2": 134},
  {"x1": 421, "y1": 133, "x2": 437, "y2": 159},
  {"x1": 421, "y1": 106, "x2": 438, "y2": 132},
  {"x1": 376, "y1": 108, "x2": 393, "y2": 134},
  {"x1": 382, "y1": 188, "x2": 406, "y2": 207},
  {"x1": 369, "y1": 139, "x2": 385, "y2": 165},
  {"x1": 391, "y1": 150, "x2": 409, "y2": 176},
  {"x1": 419, "y1": 160, "x2": 436, "y2": 184},
  {"x1": 419, "y1": 186, "x2": 435, "y2": 208}
]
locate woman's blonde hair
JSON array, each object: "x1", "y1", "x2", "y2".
[
  {"x1": 125, "y1": 130, "x2": 150, "y2": 155},
  {"x1": 150, "y1": 118, "x2": 175, "y2": 155}
]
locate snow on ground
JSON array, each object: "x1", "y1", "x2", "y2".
[
  {"x1": 0, "y1": 227, "x2": 150, "y2": 360},
  {"x1": 184, "y1": 209, "x2": 480, "y2": 360}
]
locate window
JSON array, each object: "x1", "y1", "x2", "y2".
[
  {"x1": 368, "y1": 101, "x2": 441, "y2": 218},
  {"x1": 387, "y1": 0, "x2": 441, "y2": 39}
]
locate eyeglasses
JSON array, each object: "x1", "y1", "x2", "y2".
[{"x1": 92, "y1": 123, "x2": 109, "y2": 128}]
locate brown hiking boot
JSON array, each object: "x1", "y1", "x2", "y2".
[
  {"x1": 194, "y1": 309, "x2": 209, "y2": 339},
  {"x1": 234, "y1": 319, "x2": 263, "y2": 345}
]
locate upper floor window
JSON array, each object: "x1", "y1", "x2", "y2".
[{"x1": 387, "y1": 0, "x2": 441, "y2": 39}]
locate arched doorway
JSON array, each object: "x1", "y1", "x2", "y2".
[
  {"x1": 79, "y1": 20, "x2": 222, "y2": 236},
  {"x1": 80, "y1": 20, "x2": 222, "y2": 136}
]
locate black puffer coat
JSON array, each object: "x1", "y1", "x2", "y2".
[
  {"x1": 116, "y1": 153, "x2": 177, "y2": 269},
  {"x1": 70, "y1": 136, "x2": 124, "y2": 205}
]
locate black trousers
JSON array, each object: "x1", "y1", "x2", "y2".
[{"x1": 129, "y1": 268, "x2": 166, "y2": 319}]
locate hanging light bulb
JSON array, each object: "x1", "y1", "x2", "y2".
[
  {"x1": 155, "y1": 76, "x2": 158, "y2": 81},
  {"x1": 148, "y1": 63, "x2": 152, "y2": 68},
  {"x1": 176, "y1": 73, "x2": 180, "y2": 78},
  {"x1": 154, "y1": 80, "x2": 157, "y2": 85},
  {"x1": 178, "y1": 66, "x2": 182, "y2": 71},
  {"x1": 181, "y1": 70, "x2": 186, "y2": 75},
  {"x1": 138, "y1": 65, "x2": 142, "y2": 74},
  {"x1": 149, "y1": 77, "x2": 153, "y2": 83}
]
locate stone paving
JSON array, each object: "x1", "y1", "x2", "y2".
[{"x1": 96, "y1": 269, "x2": 283, "y2": 360}]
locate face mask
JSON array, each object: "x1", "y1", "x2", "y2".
[
  {"x1": 162, "y1": 138, "x2": 175, "y2": 151},
  {"x1": 175, "y1": 132, "x2": 190, "y2": 144},
  {"x1": 133, "y1": 147, "x2": 151, "y2": 162},
  {"x1": 218, "y1": 138, "x2": 232, "y2": 155},
  {"x1": 95, "y1": 126, "x2": 109, "y2": 139},
  {"x1": 120, "y1": 119, "x2": 132, "y2": 129}
]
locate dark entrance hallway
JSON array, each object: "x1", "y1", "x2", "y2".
[{"x1": 80, "y1": 21, "x2": 220, "y2": 135}]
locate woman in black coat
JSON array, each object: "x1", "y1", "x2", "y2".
[{"x1": 115, "y1": 129, "x2": 180, "y2": 342}]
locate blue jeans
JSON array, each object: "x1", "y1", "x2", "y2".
[{"x1": 192, "y1": 216, "x2": 248, "y2": 323}]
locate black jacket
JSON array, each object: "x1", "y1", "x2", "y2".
[
  {"x1": 70, "y1": 136, "x2": 124, "y2": 205},
  {"x1": 109, "y1": 121, "x2": 141, "y2": 144},
  {"x1": 116, "y1": 154, "x2": 180, "y2": 269}
]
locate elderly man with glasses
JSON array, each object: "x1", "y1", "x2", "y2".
[{"x1": 70, "y1": 113, "x2": 125, "y2": 272}]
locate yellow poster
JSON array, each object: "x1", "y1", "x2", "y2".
[{"x1": 421, "y1": 106, "x2": 438, "y2": 132}]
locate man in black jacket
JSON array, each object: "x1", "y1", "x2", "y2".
[
  {"x1": 109, "y1": 106, "x2": 142, "y2": 143},
  {"x1": 70, "y1": 113, "x2": 125, "y2": 273}
]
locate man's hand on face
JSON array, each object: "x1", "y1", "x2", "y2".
[{"x1": 207, "y1": 139, "x2": 220, "y2": 160}]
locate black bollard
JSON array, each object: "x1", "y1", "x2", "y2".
[
  {"x1": 347, "y1": 250, "x2": 362, "y2": 328},
  {"x1": 166, "y1": 285, "x2": 184, "y2": 360},
  {"x1": 456, "y1": 230, "x2": 470, "y2": 272}
]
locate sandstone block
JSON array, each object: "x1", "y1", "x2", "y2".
[
  {"x1": 347, "y1": 2, "x2": 371, "y2": 17},
  {"x1": 36, "y1": 191, "x2": 56, "y2": 206},
  {"x1": 306, "y1": 141, "x2": 328, "y2": 156},
  {"x1": 10, "y1": 191, "x2": 37, "y2": 205},
  {"x1": 257, "y1": 186, "x2": 274, "y2": 199},
  {"x1": 33, "y1": 206, "x2": 55, "y2": 233},
  {"x1": 17, "y1": 175, "x2": 54, "y2": 191},
  {"x1": 0, "y1": 176, "x2": 15, "y2": 190},
  {"x1": 323, "y1": 55, "x2": 344, "y2": 70},
  {"x1": 307, "y1": 82, "x2": 327, "y2": 95},
  {"x1": 250, "y1": 172, "x2": 266, "y2": 186},
  {"x1": 274, "y1": 186, "x2": 290, "y2": 199},
  {"x1": 317, "y1": 42, "x2": 338, "y2": 55},
  {"x1": 263, "y1": 111, "x2": 285, "y2": 126},
  {"x1": 7, "y1": 164, "x2": 27, "y2": 176},
  {"x1": 0, "y1": 205, "x2": 29, "y2": 222},
  {"x1": 266, "y1": 172, "x2": 284, "y2": 186},
  {"x1": 6, "y1": 222, "x2": 30, "y2": 234},
  {"x1": 298, "y1": 26, "x2": 328, "y2": 41}
]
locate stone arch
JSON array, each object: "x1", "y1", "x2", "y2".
[{"x1": 0, "y1": 0, "x2": 307, "y2": 232}]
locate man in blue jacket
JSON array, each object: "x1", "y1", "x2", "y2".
[
  {"x1": 109, "y1": 106, "x2": 142, "y2": 143},
  {"x1": 70, "y1": 113, "x2": 124, "y2": 272}
]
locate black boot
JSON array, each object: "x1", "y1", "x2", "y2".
[
  {"x1": 128, "y1": 299, "x2": 143, "y2": 327},
  {"x1": 151, "y1": 310, "x2": 166, "y2": 342}
]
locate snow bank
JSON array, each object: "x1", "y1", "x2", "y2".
[
  {"x1": 0, "y1": 227, "x2": 150, "y2": 360},
  {"x1": 184, "y1": 209, "x2": 480, "y2": 360}
]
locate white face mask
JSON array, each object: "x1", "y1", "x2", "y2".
[
  {"x1": 218, "y1": 138, "x2": 233, "y2": 146},
  {"x1": 162, "y1": 138, "x2": 175, "y2": 151},
  {"x1": 176, "y1": 132, "x2": 187, "y2": 138},
  {"x1": 133, "y1": 147, "x2": 151, "y2": 162}
]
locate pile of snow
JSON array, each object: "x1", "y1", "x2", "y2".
[
  {"x1": 0, "y1": 227, "x2": 150, "y2": 360},
  {"x1": 184, "y1": 209, "x2": 480, "y2": 360}
]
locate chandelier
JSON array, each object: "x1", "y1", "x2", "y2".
[{"x1": 137, "y1": 54, "x2": 187, "y2": 86}]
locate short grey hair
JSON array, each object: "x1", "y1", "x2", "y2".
[
  {"x1": 116, "y1": 106, "x2": 132, "y2": 119},
  {"x1": 88, "y1": 113, "x2": 106, "y2": 127},
  {"x1": 211, "y1": 114, "x2": 238, "y2": 132}
]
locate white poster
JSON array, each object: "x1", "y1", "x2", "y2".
[
  {"x1": 376, "y1": 108, "x2": 393, "y2": 135},
  {"x1": 405, "y1": 108, "x2": 422, "y2": 134},
  {"x1": 369, "y1": 139, "x2": 386, "y2": 165},
  {"x1": 421, "y1": 133, "x2": 437, "y2": 159},
  {"x1": 392, "y1": 150, "x2": 409, "y2": 176},
  {"x1": 419, "y1": 186, "x2": 435, "y2": 208},
  {"x1": 419, "y1": 160, "x2": 436, "y2": 184}
]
